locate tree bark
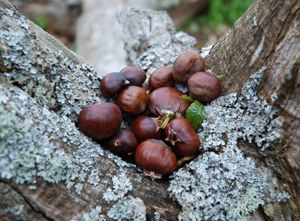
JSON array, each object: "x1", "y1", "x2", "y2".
[
  {"x1": 206, "y1": 1, "x2": 300, "y2": 219},
  {"x1": 0, "y1": 0, "x2": 299, "y2": 221}
]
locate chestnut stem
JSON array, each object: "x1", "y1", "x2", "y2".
[
  {"x1": 143, "y1": 170, "x2": 162, "y2": 180},
  {"x1": 160, "y1": 112, "x2": 174, "y2": 129},
  {"x1": 177, "y1": 155, "x2": 196, "y2": 167}
]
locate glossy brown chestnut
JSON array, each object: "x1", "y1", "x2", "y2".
[
  {"x1": 135, "y1": 139, "x2": 177, "y2": 176},
  {"x1": 103, "y1": 128, "x2": 138, "y2": 153},
  {"x1": 188, "y1": 71, "x2": 222, "y2": 103},
  {"x1": 78, "y1": 103, "x2": 122, "y2": 140},
  {"x1": 117, "y1": 86, "x2": 148, "y2": 115},
  {"x1": 131, "y1": 116, "x2": 162, "y2": 142},
  {"x1": 100, "y1": 72, "x2": 127, "y2": 98},
  {"x1": 149, "y1": 66, "x2": 174, "y2": 90},
  {"x1": 165, "y1": 118, "x2": 200, "y2": 156},
  {"x1": 173, "y1": 52, "x2": 205, "y2": 85},
  {"x1": 120, "y1": 66, "x2": 147, "y2": 86},
  {"x1": 149, "y1": 87, "x2": 191, "y2": 115}
]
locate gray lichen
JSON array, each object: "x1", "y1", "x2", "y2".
[
  {"x1": 87, "y1": 169, "x2": 102, "y2": 187},
  {"x1": 153, "y1": 211, "x2": 161, "y2": 221},
  {"x1": 118, "y1": 8, "x2": 197, "y2": 74},
  {"x1": 107, "y1": 196, "x2": 146, "y2": 221},
  {"x1": 0, "y1": 5, "x2": 290, "y2": 221},
  {"x1": 134, "y1": 32, "x2": 197, "y2": 74},
  {"x1": 0, "y1": 7, "x2": 105, "y2": 121},
  {"x1": 169, "y1": 147, "x2": 266, "y2": 221},
  {"x1": 200, "y1": 44, "x2": 214, "y2": 58},
  {"x1": 5, "y1": 205, "x2": 25, "y2": 219},
  {"x1": 79, "y1": 206, "x2": 106, "y2": 221},
  {"x1": 103, "y1": 172, "x2": 133, "y2": 203},
  {"x1": 0, "y1": 84, "x2": 131, "y2": 193},
  {"x1": 168, "y1": 68, "x2": 288, "y2": 221},
  {"x1": 199, "y1": 68, "x2": 283, "y2": 152}
]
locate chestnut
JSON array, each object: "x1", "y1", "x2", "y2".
[
  {"x1": 120, "y1": 66, "x2": 147, "y2": 86},
  {"x1": 149, "y1": 66, "x2": 174, "y2": 90},
  {"x1": 103, "y1": 128, "x2": 138, "y2": 153},
  {"x1": 173, "y1": 52, "x2": 205, "y2": 85},
  {"x1": 165, "y1": 118, "x2": 200, "y2": 156},
  {"x1": 131, "y1": 116, "x2": 163, "y2": 142},
  {"x1": 117, "y1": 86, "x2": 148, "y2": 115},
  {"x1": 78, "y1": 103, "x2": 122, "y2": 140},
  {"x1": 100, "y1": 72, "x2": 127, "y2": 98},
  {"x1": 188, "y1": 71, "x2": 222, "y2": 102},
  {"x1": 134, "y1": 139, "x2": 177, "y2": 176},
  {"x1": 149, "y1": 87, "x2": 191, "y2": 116}
]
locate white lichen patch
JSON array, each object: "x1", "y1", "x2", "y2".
[
  {"x1": 118, "y1": 8, "x2": 197, "y2": 74},
  {"x1": 168, "y1": 68, "x2": 287, "y2": 221},
  {"x1": 5, "y1": 205, "x2": 25, "y2": 218},
  {"x1": 0, "y1": 84, "x2": 131, "y2": 193},
  {"x1": 249, "y1": 35, "x2": 265, "y2": 66},
  {"x1": 134, "y1": 33, "x2": 197, "y2": 74},
  {"x1": 169, "y1": 145, "x2": 265, "y2": 221},
  {"x1": 153, "y1": 211, "x2": 161, "y2": 221},
  {"x1": 103, "y1": 172, "x2": 133, "y2": 203},
  {"x1": 252, "y1": 16, "x2": 258, "y2": 27},
  {"x1": 107, "y1": 196, "x2": 146, "y2": 221},
  {"x1": 78, "y1": 206, "x2": 106, "y2": 221},
  {"x1": 199, "y1": 68, "x2": 283, "y2": 152},
  {"x1": 0, "y1": 7, "x2": 105, "y2": 121},
  {"x1": 200, "y1": 44, "x2": 214, "y2": 58}
]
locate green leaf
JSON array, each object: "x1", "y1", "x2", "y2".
[
  {"x1": 34, "y1": 15, "x2": 49, "y2": 30},
  {"x1": 185, "y1": 100, "x2": 206, "y2": 129},
  {"x1": 181, "y1": 94, "x2": 194, "y2": 102}
]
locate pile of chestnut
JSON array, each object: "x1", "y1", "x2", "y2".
[{"x1": 78, "y1": 52, "x2": 222, "y2": 178}]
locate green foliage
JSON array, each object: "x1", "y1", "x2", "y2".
[
  {"x1": 184, "y1": 0, "x2": 254, "y2": 29},
  {"x1": 34, "y1": 15, "x2": 49, "y2": 30},
  {"x1": 185, "y1": 100, "x2": 206, "y2": 129}
]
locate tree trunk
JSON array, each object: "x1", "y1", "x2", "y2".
[{"x1": 0, "y1": 0, "x2": 299, "y2": 221}]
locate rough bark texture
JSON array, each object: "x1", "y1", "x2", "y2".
[
  {"x1": 0, "y1": 0, "x2": 299, "y2": 221},
  {"x1": 206, "y1": 1, "x2": 300, "y2": 220}
]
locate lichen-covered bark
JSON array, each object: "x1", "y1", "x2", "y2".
[
  {"x1": 0, "y1": 0, "x2": 103, "y2": 122},
  {"x1": 0, "y1": 1, "x2": 180, "y2": 220},
  {"x1": 117, "y1": 8, "x2": 197, "y2": 74},
  {"x1": 0, "y1": 0, "x2": 299, "y2": 221},
  {"x1": 206, "y1": 0, "x2": 300, "y2": 220},
  {"x1": 0, "y1": 80, "x2": 179, "y2": 220}
]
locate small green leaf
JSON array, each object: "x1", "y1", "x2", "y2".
[
  {"x1": 186, "y1": 100, "x2": 206, "y2": 129},
  {"x1": 34, "y1": 15, "x2": 49, "y2": 30},
  {"x1": 181, "y1": 94, "x2": 194, "y2": 102}
]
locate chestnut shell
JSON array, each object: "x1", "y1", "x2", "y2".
[
  {"x1": 149, "y1": 66, "x2": 174, "y2": 90},
  {"x1": 100, "y1": 72, "x2": 126, "y2": 98},
  {"x1": 165, "y1": 118, "x2": 200, "y2": 156},
  {"x1": 135, "y1": 139, "x2": 177, "y2": 176},
  {"x1": 149, "y1": 87, "x2": 191, "y2": 115},
  {"x1": 188, "y1": 71, "x2": 222, "y2": 103},
  {"x1": 131, "y1": 116, "x2": 162, "y2": 142},
  {"x1": 117, "y1": 86, "x2": 148, "y2": 115},
  {"x1": 120, "y1": 66, "x2": 147, "y2": 86},
  {"x1": 173, "y1": 52, "x2": 205, "y2": 85},
  {"x1": 78, "y1": 103, "x2": 122, "y2": 140},
  {"x1": 103, "y1": 128, "x2": 138, "y2": 153}
]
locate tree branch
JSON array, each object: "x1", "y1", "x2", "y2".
[{"x1": 0, "y1": 0, "x2": 299, "y2": 220}]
